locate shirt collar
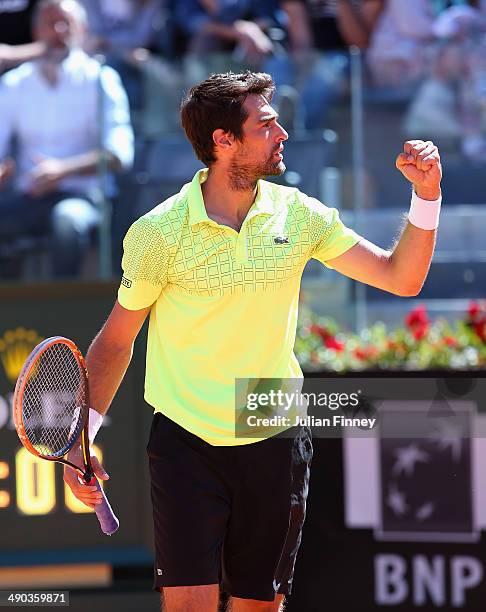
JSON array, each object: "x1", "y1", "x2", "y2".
[
  {"x1": 34, "y1": 47, "x2": 86, "y2": 80},
  {"x1": 188, "y1": 168, "x2": 276, "y2": 227}
]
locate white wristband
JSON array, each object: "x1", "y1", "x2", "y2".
[
  {"x1": 408, "y1": 191, "x2": 442, "y2": 230},
  {"x1": 88, "y1": 408, "x2": 104, "y2": 445}
]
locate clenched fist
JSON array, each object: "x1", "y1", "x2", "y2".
[{"x1": 396, "y1": 140, "x2": 442, "y2": 200}]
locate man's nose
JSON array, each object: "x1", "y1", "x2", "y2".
[{"x1": 276, "y1": 122, "x2": 289, "y2": 142}]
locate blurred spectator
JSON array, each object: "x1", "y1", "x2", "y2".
[
  {"x1": 80, "y1": 0, "x2": 164, "y2": 109},
  {"x1": 0, "y1": 0, "x2": 45, "y2": 72},
  {"x1": 367, "y1": 0, "x2": 438, "y2": 88},
  {"x1": 82, "y1": 0, "x2": 162, "y2": 53},
  {"x1": 169, "y1": 0, "x2": 284, "y2": 129},
  {"x1": 284, "y1": 0, "x2": 382, "y2": 50},
  {"x1": 370, "y1": 1, "x2": 486, "y2": 160},
  {"x1": 459, "y1": 6, "x2": 486, "y2": 158},
  {"x1": 367, "y1": 0, "x2": 486, "y2": 88},
  {"x1": 174, "y1": 0, "x2": 280, "y2": 67},
  {"x1": 270, "y1": 0, "x2": 383, "y2": 129},
  {"x1": 0, "y1": 0, "x2": 134, "y2": 278}
]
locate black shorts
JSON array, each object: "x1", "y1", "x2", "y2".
[{"x1": 147, "y1": 412, "x2": 313, "y2": 602}]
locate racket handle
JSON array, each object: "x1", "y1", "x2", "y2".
[{"x1": 89, "y1": 476, "x2": 119, "y2": 535}]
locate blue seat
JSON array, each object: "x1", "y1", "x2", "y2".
[{"x1": 268, "y1": 130, "x2": 337, "y2": 199}]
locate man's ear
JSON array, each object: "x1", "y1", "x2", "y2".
[{"x1": 212, "y1": 129, "x2": 234, "y2": 152}]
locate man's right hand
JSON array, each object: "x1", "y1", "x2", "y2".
[
  {"x1": 0, "y1": 158, "x2": 15, "y2": 189},
  {"x1": 63, "y1": 445, "x2": 110, "y2": 509}
]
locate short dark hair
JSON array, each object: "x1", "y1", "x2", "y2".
[{"x1": 181, "y1": 71, "x2": 275, "y2": 166}]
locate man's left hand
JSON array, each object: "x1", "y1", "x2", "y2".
[
  {"x1": 396, "y1": 140, "x2": 442, "y2": 200},
  {"x1": 28, "y1": 156, "x2": 68, "y2": 197}
]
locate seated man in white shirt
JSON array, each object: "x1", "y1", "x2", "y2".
[{"x1": 0, "y1": 0, "x2": 134, "y2": 278}]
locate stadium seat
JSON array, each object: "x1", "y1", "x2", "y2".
[
  {"x1": 267, "y1": 129, "x2": 338, "y2": 199},
  {"x1": 119, "y1": 130, "x2": 338, "y2": 223},
  {"x1": 0, "y1": 235, "x2": 49, "y2": 280},
  {"x1": 339, "y1": 206, "x2": 486, "y2": 301},
  {"x1": 133, "y1": 136, "x2": 204, "y2": 218}
]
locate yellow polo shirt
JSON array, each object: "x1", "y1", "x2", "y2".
[{"x1": 118, "y1": 169, "x2": 361, "y2": 445}]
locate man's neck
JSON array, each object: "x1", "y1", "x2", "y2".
[
  {"x1": 201, "y1": 165, "x2": 259, "y2": 228},
  {"x1": 38, "y1": 47, "x2": 70, "y2": 86}
]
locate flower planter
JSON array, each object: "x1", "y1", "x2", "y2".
[
  {"x1": 296, "y1": 302, "x2": 486, "y2": 372},
  {"x1": 303, "y1": 368, "x2": 485, "y2": 378}
]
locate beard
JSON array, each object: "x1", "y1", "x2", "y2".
[{"x1": 228, "y1": 148, "x2": 286, "y2": 191}]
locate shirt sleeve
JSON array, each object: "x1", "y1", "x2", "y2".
[
  {"x1": 117, "y1": 216, "x2": 169, "y2": 310},
  {"x1": 309, "y1": 198, "x2": 362, "y2": 269},
  {"x1": 99, "y1": 65, "x2": 134, "y2": 170}
]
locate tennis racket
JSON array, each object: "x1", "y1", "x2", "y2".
[{"x1": 13, "y1": 336, "x2": 119, "y2": 535}]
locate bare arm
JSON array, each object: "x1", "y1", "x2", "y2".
[
  {"x1": 28, "y1": 150, "x2": 124, "y2": 197},
  {"x1": 64, "y1": 301, "x2": 150, "y2": 508},
  {"x1": 327, "y1": 221, "x2": 436, "y2": 296},
  {"x1": 86, "y1": 301, "x2": 151, "y2": 416},
  {"x1": 68, "y1": 150, "x2": 123, "y2": 175},
  {"x1": 199, "y1": 20, "x2": 242, "y2": 43},
  {"x1": 282, "y1": 1, "x2": 313, "y2": 51},
  {"x1": 0, "y1": 42, "x2": 45, "y2": 71},
  {"x1": 337, "y1": 0, "x2": 384, "y2": 48},
  {"x1": 327, "y1": 140, "x2": 442, "y2": 296},
  {"x1": 200, "y1": 19, "x2": 273, "y2": 56}
]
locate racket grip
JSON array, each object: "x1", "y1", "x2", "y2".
[{"x1": 89, "y1": 476, "x2": 119, "y2": 535}]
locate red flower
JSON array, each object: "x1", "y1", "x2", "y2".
[
  {"x1": 443, "y1": 336, "x2": 458, "y2": 347},
  {"x1": 473, "y1": 319, "x2": 486, "y2": 342},
  {"x1": 468, "y1": 301, "x2": 482, "y2": 320},
  {"x1": 310, "y1": 324, "x2": 330, "y2": 343},
  {"x1": 325, "y1": 336, "x2": 345, "y2": 352},
  {"x1": 405, "y1": 305, "x2": 429, "y2": 329},
  {"x1": 353, "y1": 346, "x2": 378, "y2": 360},
  {"x1": 405, "y1": 305, "x2": 429, "y2": 340},
  {"x1": 413, "y1": 327, "x2": 428, "y2": 341}
]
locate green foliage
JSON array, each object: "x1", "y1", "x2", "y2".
[{"x1": 296, "y1": 300, "x2": 486, "y2": 372}]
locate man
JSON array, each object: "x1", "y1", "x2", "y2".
[
  {"x1": 172, "y1": 0, "x2": 277, "y2": 65},
  {"x1": 64, "y1": 72, "x2": 442, "y2": 611},
  {"x1": 0, "y1": 0, "x2": 133, "y2": 277}
]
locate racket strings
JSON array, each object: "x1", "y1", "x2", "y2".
[{"x1": 22, "y1": 343, "x2": 86, "y2": 457}]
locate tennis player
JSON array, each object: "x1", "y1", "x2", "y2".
[{"x1": 64, "y1": 72, "x2": 442, "y2": 611}]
